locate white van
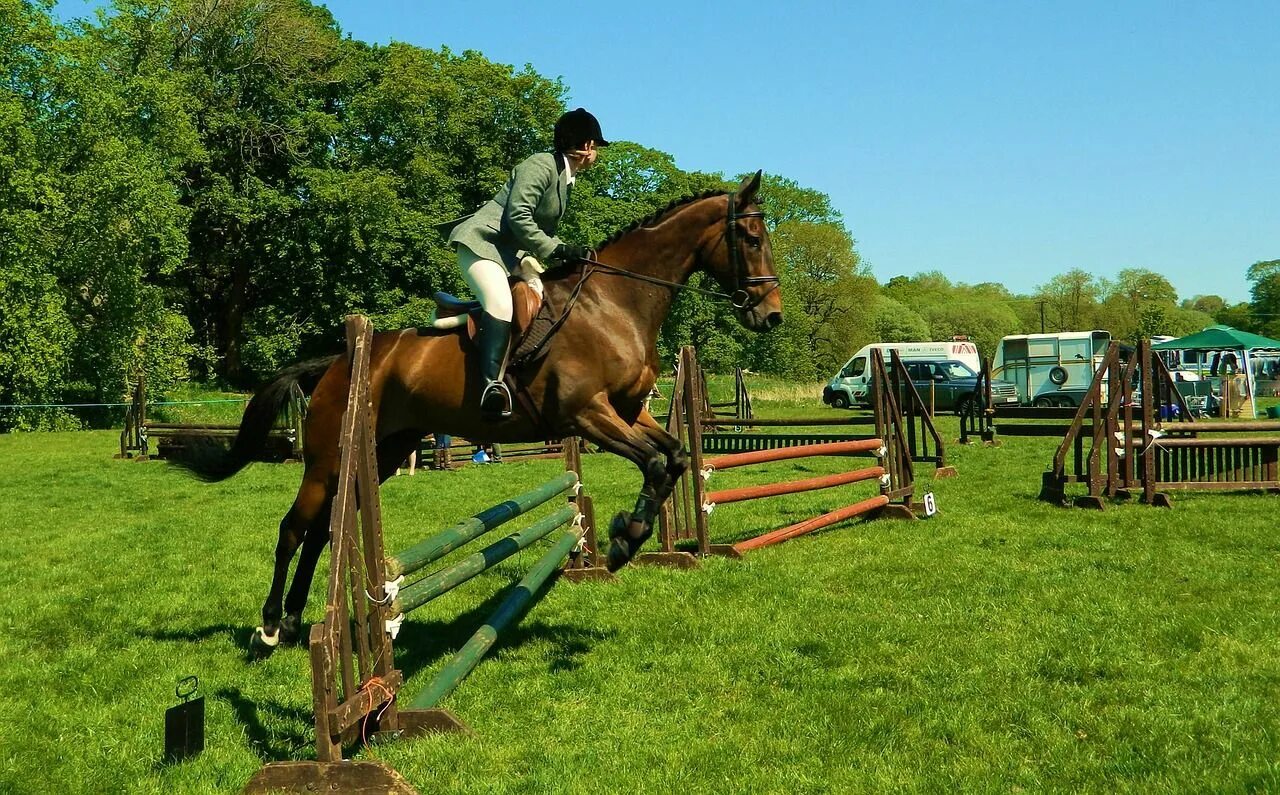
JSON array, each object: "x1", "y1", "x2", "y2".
[
  {"x1": 992, "y1": 331, "x2": 1111, "y2": 406},
  {"x1": 823, "y1": 340, "x2": 981, "y2": 409}
]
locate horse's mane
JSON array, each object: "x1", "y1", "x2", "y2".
[
  {"x1": 593, "y1": 190, "x2": 727, "y2": 250},
  {"x1": 534, "y1": 189, "x2": 728, "y2": 289}
]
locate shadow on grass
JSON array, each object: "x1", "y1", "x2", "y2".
[
  {"x1": 135, "y1": 576, "x2": 610, "y2": 764},
  {"x1": 134, "y1": 622, "x2": 257, "y2": 655},
  {"x1": 145, "y1": 686, "x2": 312, "y2": 771},
  {"x1": 393, "y1": 576, "x2": 613, "y2": 682},
  {"x1": 215, "y1": 686, "x2": 312, "y2": 762}
]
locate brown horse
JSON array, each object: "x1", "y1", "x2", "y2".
[{"x1": 177, "y1": 171, "x2": 781, "y2": 656}]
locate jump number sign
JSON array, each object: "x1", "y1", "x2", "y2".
[{"x1": 922, "y1": 492, "x2": 937, "y2": 518}]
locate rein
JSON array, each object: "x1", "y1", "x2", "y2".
[
  {"x1": 514, "y1": 191, "x2": 778, "y2": 367},
  {"x1": 576, "y1": 190, "x2": 779, "y2": 311}
]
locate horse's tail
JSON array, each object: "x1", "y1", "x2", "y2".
[{"x1": 168, "y1": 354, "x2": 340, "y2": 482}]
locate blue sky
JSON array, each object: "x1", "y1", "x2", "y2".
[{"x1": 55, "y1": 1, "x2": 1278, "y2": 302}]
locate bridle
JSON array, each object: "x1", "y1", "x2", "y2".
[
  {"x1": 724, "y1": 190, "x2": 780, "y2": 310},
  {"x1": 577, "y1": 191, "x2": 780, "y2": 311}
]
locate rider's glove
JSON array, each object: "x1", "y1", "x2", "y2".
[{"x1": 551, "y1": 243, "x2": 589, "y2": 263}]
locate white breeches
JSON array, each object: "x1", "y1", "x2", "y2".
[{"x1": 458, "y1": 247, "x2": 513, "y2": 322}]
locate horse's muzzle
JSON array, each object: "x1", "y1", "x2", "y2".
[{"x1": 764, "y1": 311, "x2": 783, "y2": 330}]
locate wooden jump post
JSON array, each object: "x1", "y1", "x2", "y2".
[
  {"x1": 681, "y1": 350, "x2": 954, "y2": 476},
  {"x1": 245, "y1": 316, "x2": 609, "y2": 794},
  {"x1": 642, "y1": 347, "x2": 918, "y2": 567},
  {"x1": 1040, "y1": 340, "x2": 1280, "y2": 509},
  {"x1": 958, "y1": 356, "x2": 1096, "y2": 447}
]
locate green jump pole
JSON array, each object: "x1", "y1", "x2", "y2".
[
  {"x1": 386, "y1": 471, "x2": 579, "y2": 578},
  {"x1": 410, "y1": 526, "x2": 583, "y2": 710},
  {"x1": 391, "y1": 505, "x2": 578, "y2": 615}
]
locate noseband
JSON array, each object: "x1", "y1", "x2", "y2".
[{"x1": 725, "y1": 190, "x2": 780, "y2": 311}]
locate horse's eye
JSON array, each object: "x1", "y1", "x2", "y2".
[{"x1": 745, "y1": 234, "x2": 762, "y2": 249}]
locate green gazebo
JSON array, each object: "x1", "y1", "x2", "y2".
[{"x1": 1153, "y1": 325, "x2": 1280, "y2": 416}]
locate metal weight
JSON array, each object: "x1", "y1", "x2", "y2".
[{"x1": 164, "y1": 676, "x2": 204, "y2": 763}]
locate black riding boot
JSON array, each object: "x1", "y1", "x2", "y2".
[{"x1": 476, "y1": 312, "x2": 513, "y2": 419}]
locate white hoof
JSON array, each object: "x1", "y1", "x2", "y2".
[{"x1": 253, "y1": 626, "x2": 280, "y2": 648}]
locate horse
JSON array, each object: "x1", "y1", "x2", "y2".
[{"x1": 175, "y1": 171, "x2": 782, "y2": 656}]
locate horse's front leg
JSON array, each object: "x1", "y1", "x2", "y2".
[
  {"x1": 575, "y1": 396, "x2": 672, "y2": 571},
  {"x1": 633, "y1": 409, "x2": 689, "y2": 507}
]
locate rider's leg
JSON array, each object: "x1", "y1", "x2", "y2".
[{"x1": 459, "y1": 247, "x2": 514, "y2": 417}]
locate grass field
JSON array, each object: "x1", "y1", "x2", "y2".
[{"x1": 2, "y1": 381, "x2": 1279, "y2": 793}]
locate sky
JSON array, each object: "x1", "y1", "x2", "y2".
[{"x1": 54, "y1": 1, "x2": 1279, "y2": 303}]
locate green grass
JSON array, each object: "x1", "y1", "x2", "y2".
[{"x1": 2, "y1": 386, "x2": 1279, "y2": 793}]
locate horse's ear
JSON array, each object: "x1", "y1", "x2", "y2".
[{"x1": 737, "y1": 170, "x2": 763, "y2": 204}]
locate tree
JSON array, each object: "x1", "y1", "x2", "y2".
[
  {"x1": 923, "y1": 302, "x2": 1022, "y2": 360},
  {"x1": 751, "y1": 174, "x2": 844, "y2": 227},
  {"x1": 1163, "y1": 307, "x2": 1215, "y2": 337},
  {"x1": 1184, "y1": 295, "x2": 1226, "y2": 315},
  {"x1": 1037, "y1": 269, "x2": 1100, "y2": 332},
  {"x1": 1, "y1": 0, "x2": 196, "y2": 428},
  {"x1": 1216, "y1": 302, "x2": 1254, "y2": 331},
  {"x1": 763, "y1": 220, "x2": 877, "y2": 374},
  {"x1": 872, "y1": 296, "x2": 930, "y2": 342},
  {"x1": 1096, "y1": 268, "x2": 1180, "y2": 343},
  {"x1": 1247, "y1": 259, "x2": 1280, "y2": 337}
]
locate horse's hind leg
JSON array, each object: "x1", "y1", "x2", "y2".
[
  {"x1": 253, "y1": 474, "x2": 330, "y2": 658},
  {"x1": 269, "y1": 429, "x2": 420, "y2": 653},
  {"x1": 279, "y1": 486, "x2": 333, "y2": 647}
]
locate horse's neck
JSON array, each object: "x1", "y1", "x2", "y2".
[{"x1": 577, "y1": 200, "x2": 721, "y2": 340}]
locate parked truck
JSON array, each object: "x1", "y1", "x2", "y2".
[
  {"x1": 824, "y1": 340, "x2": 1019, "y2": 413},
  {"x1": 991, "y1": 330, "x2": 1112, "y2": 407}
]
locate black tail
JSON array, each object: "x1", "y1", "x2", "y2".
[{"x1": 168, "y1": 355, "x2": 340, "y2": 482}]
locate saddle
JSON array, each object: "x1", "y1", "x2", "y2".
[{"x1": 430, "y1": 279, "x2": 559, "y2": 369}]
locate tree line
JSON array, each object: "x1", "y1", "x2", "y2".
[{"x1": 1, "y1": 0, "x2": 1274, "y2": 430}]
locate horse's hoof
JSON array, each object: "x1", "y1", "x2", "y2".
[
  {"x1": 280, "y1": 614, "x2": 302, "y2": 646},
  {"x1": 250, "y1": 626, "x2": 281, "y2": 661},
  {"x1": 606, "y1": 512, "x2": 653, "y2": 571},
  {"x1": 606, "y1": 537, "x2": 634, "y2": 572}
]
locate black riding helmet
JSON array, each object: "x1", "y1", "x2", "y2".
[{"x1": 554, "y1": 108, "x2": 609, "y2": 153}]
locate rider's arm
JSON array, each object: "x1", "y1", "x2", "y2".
[{"x1": 503, "y1": 154, "x2": 563, "y2": 260}]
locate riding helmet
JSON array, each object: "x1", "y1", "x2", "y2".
[{"x1": 554, "y1": 108, "x2": 610, "y2": 153}]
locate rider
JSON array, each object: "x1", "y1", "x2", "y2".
[{"x1": 446, "y1": 107, "x2": 608, "y2": 418}]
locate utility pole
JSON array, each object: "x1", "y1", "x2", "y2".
[{"x1": 1037, "y1": 300, "x2": 1046, "y2": 334}]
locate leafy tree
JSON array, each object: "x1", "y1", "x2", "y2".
[
  {"x1": 872, "y1": 295, "x2": 930, "y2": 342},
  {"x1": 1, "y1": 0, "x2": 194, "y2": 428},
  {"x1": 0, "y1": 0, "x2": 71, "y2": 429},
  {"x1": 1037, "y1": 269, "x2": 1100, "y2": 332},
  {"x1": 1247, "y1": 259, "x2": 1280, "y2": 337},
  {"x1": 1184, "y1": 295, "x2": 1226, "y2": 315},
  {"x1": 1216, "y1": 302, "x2": 1255, "y2": 331},
  {"x1": 763, "y1": 220, "x2": 877, "y2": 374},
  {"x1": 1095, "y1": 268, "x2": 1180, "y2": 343},
  {"x1": 923, "y1": 302, "x2": 1022, "y2": 360},
  {"x1": 1163, "y1": 307, "x2": 1215, "y2": 338},
  {"x1": 752, "y1": 174, "x2": 844, "y2": 227}
]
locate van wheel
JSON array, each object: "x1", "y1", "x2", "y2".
[
  {"x1": 831, "y1": 393, "x2": 850, "y2": 410},
  {"x1": 1033, "y1": 396, "x2": 1054, "y2": 408}
]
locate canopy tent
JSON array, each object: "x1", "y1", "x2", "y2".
[
  {"x1": 1151, "y1": 325, "x2": 1280, "y2": 352},
  {"x1": 1152, "y1": 326, "x2": 1280, "y2": 417}
]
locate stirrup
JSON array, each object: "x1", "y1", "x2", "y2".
[{"x1": 481, "y1": 380, "x2": 513, "y2": 418}]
